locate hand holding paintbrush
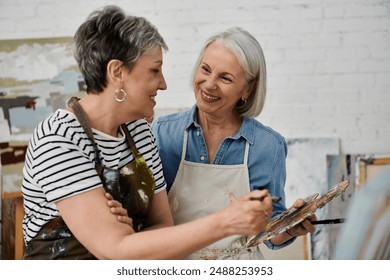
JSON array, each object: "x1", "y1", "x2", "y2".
[
  {"x1": 249, "y1": 196, "x2": 281, "y2": 203},
  {"x1": 250, "y1": 186, "x2": 281, "y2": 203}
]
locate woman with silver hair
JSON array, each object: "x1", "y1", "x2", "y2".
[
  {"x1": 153, "y1": 27, "x2": 316, "y2": 259},
  {"x1": 21, "y1": 6, "x2": 271, "y2": 259}
]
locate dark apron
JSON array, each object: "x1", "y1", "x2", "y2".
[{"x1": 24, "y1": 97, "x2": 156, "y2": 259}]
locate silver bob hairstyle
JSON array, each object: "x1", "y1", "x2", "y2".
[
  {"x1": 190, "y1": 27, "x2": 267, "y2": 118},
  {"x1": 73, "y1": 5, "x2": 168, "y2": 94}
]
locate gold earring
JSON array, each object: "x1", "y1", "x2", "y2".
[{"x1": 114, "y1": 89, "x2": 127, "y2": 102}]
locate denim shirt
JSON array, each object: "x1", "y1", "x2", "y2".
[{"x1": 152, "y1": 105, "x2": 294, "y2": 249}]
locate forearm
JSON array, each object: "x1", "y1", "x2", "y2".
[
  {"x1": 112, "y1": 192, "x2": 270, "y2": 259},
  {"x1": 107, "y1": 211, "x2": 228, "y2": 259},
  {"x1": 63, "y1": 192, "x2": 227, "y2": 259},
  {"x1": 59, "y1": 188, "x2": 270, "y2": 260},
  {"x1": 141, "y1": 219, "x2": 173, "y2": 231}
]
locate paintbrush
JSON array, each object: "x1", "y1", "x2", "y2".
[
  {"x1": 249, "y1": 196, "x2": 281, "y2": 203},
  {"x1": 252, "y1": 185, "x2": 281, "y2": 203},
  {"x1": 311, "y1": 218, "x2": 346, "y2": 224}
]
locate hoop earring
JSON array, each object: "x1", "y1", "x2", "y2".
[{"x1": 114, "y1": 89, "x2": 127, "y2": 103}]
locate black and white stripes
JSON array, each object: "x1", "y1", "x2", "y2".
[{"x1": 21, "y1": 109, "x2": 166, "y2": 244}]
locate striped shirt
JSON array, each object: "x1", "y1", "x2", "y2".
[{"x1": 22, "y1": 109, "x2": 166, "y2": 244}]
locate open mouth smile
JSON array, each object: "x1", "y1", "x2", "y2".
[{"x1": 201, "y1": 90, "x2": 220, "y2": 101}]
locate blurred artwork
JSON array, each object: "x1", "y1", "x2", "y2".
[
  {"x1": 0, "y1": 37, "x2": 86, "y2": 258},
  {"x1": 0, "y1": 37, "x2": 86, "y2": 142},
  {"x1": 333, "y1": 164, "x2": 390, "y2": 259}
]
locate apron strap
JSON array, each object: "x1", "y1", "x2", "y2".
[
  {"x1": 67, "y1": 97, "x2": 101, "y2": 167},
  {"x1": 181, "y1": 129, "x2": 189, "y2": 161},
  {"x1": 67, "y1": 97, "x2": 142, "y2": 164},
  {"x1": 120, "y1": 124, "x2": 141, "y2": 158},
  {"x1": 243, "y1": 141, "x2": 250, "y2": 165}
]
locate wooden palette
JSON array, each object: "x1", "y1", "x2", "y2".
[{"x1": 246, "y1": 180, "x2": 349, "y2": 247}]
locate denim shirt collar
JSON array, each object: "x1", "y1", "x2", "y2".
[{"x1": 184, "y1": 105, "x2": 255, "y2": 145}]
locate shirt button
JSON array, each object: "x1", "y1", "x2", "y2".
[{"x1": 200, "y1": 155, "x2": 205, "y2": 161}]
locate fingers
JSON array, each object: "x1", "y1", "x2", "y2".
[
  {"x1": 308, "y1": 214, "x2": 317, "y2": 222},
  {"x1": 109, "y1": 204, "x2": 133, "y2": 226},
  {"x1": 117, "y1": 215, "x2": 133, "y2": 227},
  {"x1": 292, "y1": 198, "x2": 306, "y2": 208},
  {"x1": 110, "y1": 204, "x2": 127, "y2": 215},
  {"x1": 107, "y1": 199, "x2": 122, "y2": 208},
  {"x1": 248, "y1": 189, "x2": 270, "y2": 201},
  {"x1": 105, "y1": 192, "x2": 113, "y2": 201},
  {"x1": 262, "y1": 210, "x2": 270, "y2": 222},
  {"x1": 284, "y1": 198, "x2": 319, "y2": 237},
  {"x1": 220, "y1": 190, "x2": 275, "y2": 236},
  {"x1": 288, "y1": 215, "x2": 317, "y2": 237},
  {"x1": 104, "y1": 192, "x2": 133, "y2": 227},
  {"x1": 254, "y1": 191, "x2": 273, "y2": 218},
  {"x1": 301, "y1": 218, "x2": 316, "y2": 233},
  {"x1": 105, "y1": 192, "x2": 123, "y2": 209},
  {"x1": 108, "y1": 199, "x2": 128, "y2": 219},
  {"x1": 247, "y1": 191, "x2": 272, "y2": 216}
]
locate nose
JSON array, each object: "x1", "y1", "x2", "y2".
[
  {"x1": 203, "y1": 75, "x2": 217, "y2": 90},
  {"x1": 159, "y1": 74, "x2": 167, "y2": 91}
]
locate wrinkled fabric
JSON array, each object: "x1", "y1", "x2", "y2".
[
  {"x1": 24, "y1": 217, "x2": 96, "y2": 260},
  {"x1": 98, "y1": 155, "x2": 156, "y2": 232},
  {"x1": 24, "y1": 156, "x2": 155, "y2": 259},
  {"x1": 24, "y1": 99, "x2": 156, "y2": 259},
  {"x1": 153, "y1": 105, "x2": 294, "y2": 250},
  {"x1": 168, "y1": 131, "x2": 264, "y2": 260}
]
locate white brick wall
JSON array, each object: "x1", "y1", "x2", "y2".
[{"x1": 0, "y1": 0, "x2": 389, "y2": 154}]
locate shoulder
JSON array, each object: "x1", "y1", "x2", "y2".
[
  {"x1": 252, "y1": 118, "x2": 285, "y2": 144},
  {"x1": 152, "y1": 110, "x2": 191, "y2": 141},
  {"x1": 122, "y1": 119, "x2": 158, "y2": 151},
  {"x1": 154, "y1": 109, "x2": 191, "y2": 126},
  {"x1": 124, "y1": 119, "x2": 153, "y2": 138},
  {"x1": 246, "y1": 118, "x2": 287, "y2": 152},
  {"x1": 25, "y1": 110, "x2": 96, "y2": 179},
  {"x1": 31, "y1": 109, "x2": 83, "y2": 146}
]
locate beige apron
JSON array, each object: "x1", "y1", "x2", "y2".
[{"x1": 168, "y1": 130, "x2": 264, "y2": 260}]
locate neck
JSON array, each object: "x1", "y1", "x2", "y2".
[
  {"x1": 197, "y1": 108, "x2": 242, "y2": 136},
  {"x1": 71, "y1": 94, "x2": 123, "y2": 137}
]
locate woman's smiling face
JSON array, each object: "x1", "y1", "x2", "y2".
[
  {"x1": 194, "y1": 42, "x2": 250, "y2": 117},
  {"x1": 122, "y1": 46, "x2": 167, "y2": 120}
]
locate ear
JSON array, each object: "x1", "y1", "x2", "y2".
[
  {"x1": 107, "y1": 59, "x2": 124, "y2": 84},
  {"x1": 242, "y1": 79, "x2": 257, "y2": 100}
]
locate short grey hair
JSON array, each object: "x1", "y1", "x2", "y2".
[
  {"x1": 190, "y1": 27, "x2": 266, "y2": 117},
  {"x1": 73, "y1": 5, "x2": 168, "y2": 93}
]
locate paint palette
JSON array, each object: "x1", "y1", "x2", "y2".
[{"x1": 246, "y1": 180, "x2": 349, "y2": 247}]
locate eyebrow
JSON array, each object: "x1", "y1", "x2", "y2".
[
  {"x1": 221, "y1": 71, "x2": 236, "y2": 79},
  {"x1": 201, "y1": 62, "x2": 236, "y2": 79},
  {"x1": 154, "y1": 60, "x2": 163, "y2": 65}
]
